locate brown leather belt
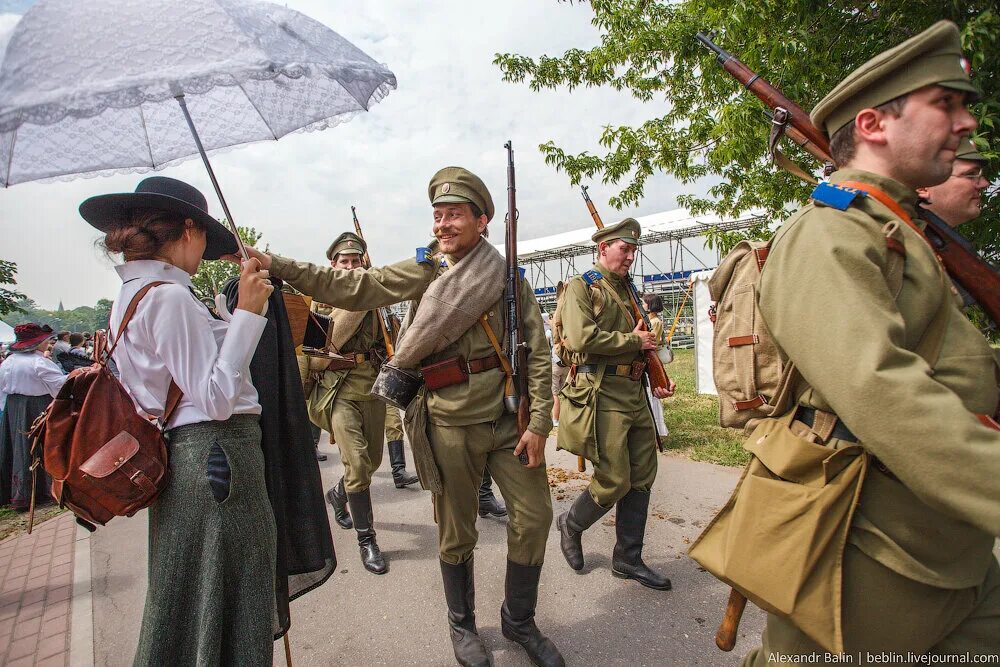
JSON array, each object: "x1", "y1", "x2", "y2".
[
  {"x1": 576, "y1": 362, "x2": 645, "y2": 381},
  {"x1": 466, "y1": 353, "x2": 502, "y2": 374}
]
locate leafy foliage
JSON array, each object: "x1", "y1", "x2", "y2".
[
  {"x1": 0, "y1": 259, "x2": 26, "y2": 317},
  {"x1": 3, "y1": 297, "x2": 114, "y2": 333},
  {"x1": 190, "y1": 225, "x2": 263, "y2": 300},
  {"x1": 495, "y1": 1, "x2": 999, "y2": 258}
]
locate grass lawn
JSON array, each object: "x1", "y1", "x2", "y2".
[
  {"x1": 659, "y1": 348, "x2": 749, "y2": 468},
  {"x1": 0, "y1": 503, "x2": 66, "y2": 541}
]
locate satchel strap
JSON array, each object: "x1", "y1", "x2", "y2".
[{"x1": 107, "y1": 281, "x2": 184, "y2": 426}]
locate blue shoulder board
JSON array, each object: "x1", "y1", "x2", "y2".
[
  {"x1": 811, "y1": 181, "x2": 867, "y2": 211},
  {"x1": 415, "y1": 247, "x2": 433, "y2": 265},
  {"x1": 518, "y1": 266, "x2": 526, "y2": 280},
  {"x1": 582, "y1": 270, "x2": 603, "y2": 285}
]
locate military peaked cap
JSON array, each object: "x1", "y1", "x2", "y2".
[
  {"x1": 811, "y1": 21, "x2": 979, "y2": 138},
  {"x1": 327, "y1": 232, "x2": 366, "y2": 260},
  {"x1": 955, "y1": 136, "x2": 987, "y2": 163},
  {"x1": 593, "y1": 217, "x2": 641, "y2": 246},
  {"x1": 428, "y1": 167, "x2": 495, "y2": 222}
]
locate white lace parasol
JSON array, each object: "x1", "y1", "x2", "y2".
[{"x1": 0, "y1": 0, "x2": 398, "y2": 186}]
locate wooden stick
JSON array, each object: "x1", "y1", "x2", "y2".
[
  {"x1": 715, "y1": 588, "x2": 747, "y2": 652},
  {"x1": 283, "y1": 632, "x2": 293, "y2": 666},
  {"x1": 577, "y1": 456, "x2": 585, "y2": 473}
]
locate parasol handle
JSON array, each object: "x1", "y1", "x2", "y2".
[{"x1": 174, "y1": 91, "x2": 266, "y2": 321}]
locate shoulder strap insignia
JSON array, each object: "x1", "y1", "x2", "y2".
[
  {"x1": 811, "y1": 181, "x2": 867, "y2": 211},
  {"x1": 582, "y1": 269, "x2": 604, "y2": 286},
  {"x1": 415, "y1": 247, "x2": 434, "y2": 265},
  {"x1": 517, "y1": 266, "x2": 526, "y2": 280}
]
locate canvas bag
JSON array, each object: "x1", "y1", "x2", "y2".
[{"x1": 690, "y1": 222, "x2": 952, "y2": 653}]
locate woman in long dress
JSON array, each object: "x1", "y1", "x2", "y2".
[
  {"x1": 0, "y1": 323, "x2": 65, "y2": 510},
  {"x1": 81, "y1": 176, "x2": 277, "y2": 666}
]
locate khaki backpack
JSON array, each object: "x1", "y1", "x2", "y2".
[{"x1": 708, "y1": 220, "x2": 907, "y2": 431}]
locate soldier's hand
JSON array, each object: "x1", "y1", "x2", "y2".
[
  {"x1": 633, "y1": 321, "x2": 657, "y2": 350},
  {"x1": 514, "y1": 430, "x2": 546, "y2": 468},
  {"x1": 222, "y1": 246, "x2": 272, "y2": 270},
  {"x1": 653, "y1": 377, "x2": 676, "y2": 399}
]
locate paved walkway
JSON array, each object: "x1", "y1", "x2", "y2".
[
  {"x1": 88, "y1": 437, "x2": 768, "y2": 666},
  {"x1": 0, "y1": 512, "x2": 76, "y2": 666}
]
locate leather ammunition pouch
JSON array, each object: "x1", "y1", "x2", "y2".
[{"x1": 421, "y1": 353, "x2": 502, "y2": 391}]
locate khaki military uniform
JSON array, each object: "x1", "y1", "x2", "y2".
[
  {"x1": 269, "y1": 250, "x2": 554, "y2": 566},
  {"x1": 745, "y1": 168, "x2": 1000, "y2": 662},
  {"x1": 321, "y1": 312, "x2": 386, "y2": 494},
  {"x1": 558, "y1": 262, "x2": 657, "y2": 507},
  {"x1": 385, "y1": 404, "x2": 404, "y2": 442}
]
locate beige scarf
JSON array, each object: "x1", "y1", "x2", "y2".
[{"x1": 392, "y1": 237, "x2": 506, "y2": 369}]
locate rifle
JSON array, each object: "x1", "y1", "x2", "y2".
[
  {"x1": 351, "y1": 206, "x2": 397, "y2": 359},
  {"x1": 696, "y1": 31, "x2": 1000, "y2": 329},
  {"x1": 580, "y1": 185, "x2": 670, "y2": 454},
  {"x1": 504, "y1": 142, "x2": 531, "y2": 465}
]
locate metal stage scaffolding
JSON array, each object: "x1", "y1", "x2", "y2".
[{"x1": 509, "y1": 207, "x2": 768, "y2": 348}]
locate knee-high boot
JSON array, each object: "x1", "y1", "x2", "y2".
[{"x1": 501, "y1": 561, "x2": 565, "y2": 667}]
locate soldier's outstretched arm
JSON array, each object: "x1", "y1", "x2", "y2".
[
  {"x1": 266, "y1": 253, "x2": 437, "y2": 311},
  {"x1": 521, "y1": 283, "x2": 554, "y2": 436},
  {"x1": 561, "y1": 278, "x2": 643, "y2": 356},
  {"x1": 760, "y1": 208, "x2": 1000, "y2": 536}
]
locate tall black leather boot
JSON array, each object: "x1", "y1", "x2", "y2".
[
  {"x1": 611, "y1": 489, "x2": 671, "y2": 590},
  {"x1": 348, "y1": 489, "x2": 388, "y2": 575},
  {"x1": 324, "y1": 476, "x2": 353, "y2": 530},
  {"x1": 440, "y1": 558, "x2": 491, "y2": 667},
  {"x1": 388, "y1": 440, "x2": 419, "y2": 488},
  {"x1": 557, "y1": 491, "x2": 610, "y2": 571},
  {"x1": 478, "y1": 469, "x2": 507, "y2": 518},
  {"x1": 501, "y1": 561, "x2": 565, "y2": 667}
]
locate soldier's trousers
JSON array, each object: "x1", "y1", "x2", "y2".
[
  {"x1": 589, "y1": 407, "x2": 658, "y2": 508},
  {"x1": 330, "y1": 398, "x2": 385, "y2": 494},
  {"x1": 744, "y1": 545, "x2": 1000, "y2": 665},
  {"x1": 428, "y1": 414, "x2": 552, "y2": 566},
  {"x1": 385, "y1": 405, "x2": 404, "y2": 442}
]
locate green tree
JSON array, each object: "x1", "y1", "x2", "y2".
[
  {"x1": 0, "y1": 259, "x2": 26, "y2": 317},
  {"x1": 190, "y1": 225, "x2": 264, "y2": 300},
  {"x1": 494, "y1": 2, "x2": 999, "y2": 257}
]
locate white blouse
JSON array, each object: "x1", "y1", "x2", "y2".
[
  {"x1": 0, "y1": 351, "x2": 66, "y2": 411},
  {"x1": 110, "y1": 260, "x2": 267, "y2": 430}
]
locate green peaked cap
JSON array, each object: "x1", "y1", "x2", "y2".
[
  {"x1": 326, "y1": 231, "x2": 366, "y2": 260},
  {"x1": 428, "y1": 166, "x2": 495, "y2": 222},
  {"x1": 955, "y1": 136, "x2": 987, "y2": 163},
  {"x1": 811, "y1": 20, "x2": 979, "y2": 138},
  {"x1": 593, "y1": 217, "x2": 641, "y2": 245}
]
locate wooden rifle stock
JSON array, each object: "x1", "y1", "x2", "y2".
[
  {"x1": 351, "y1": 206, "x2": 397, "y2": 358},
  {"x1": 698, "y1": 31, "x2": 1000, "y2": 329},
  {"x1": 716, "y1": 588, "x2": 747, "y2": 651}
]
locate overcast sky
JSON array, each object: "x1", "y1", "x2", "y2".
[{"x1": 0, "y1": 0, "x2": 712, "y2": 310}]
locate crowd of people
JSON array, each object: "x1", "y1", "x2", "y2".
[{"x1": 0, "y1": 17, "x2": 996, "y2": 667}]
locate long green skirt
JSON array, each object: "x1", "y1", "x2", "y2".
[{"x1": 134, "y1": 414, "x2": 276, "y2": 667}]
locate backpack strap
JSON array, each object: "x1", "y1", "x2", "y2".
[{"x1": 107, "y1": 281, "x2": 184, "y2": 425}]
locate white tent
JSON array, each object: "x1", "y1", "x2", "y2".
[
  {"x1": 690, "y1": 270, "x2": 717, "y2": 395},
  {"x1": 0, "y1": 320, "x2": 14, "y2": 343}
]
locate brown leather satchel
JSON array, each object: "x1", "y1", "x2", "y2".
[{"x1": 28, "y1": 282, "x2": 182, "y2": 531}]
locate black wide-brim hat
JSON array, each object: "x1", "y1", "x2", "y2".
[{"x1": 79, "y1": 176, "x2": 238, "y2": 260}]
